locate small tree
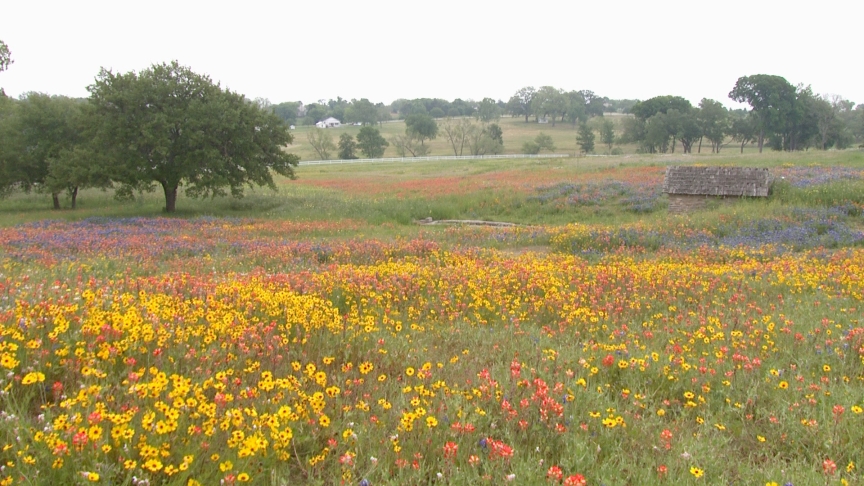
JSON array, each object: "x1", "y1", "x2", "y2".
[
  {"x1": 391, "y1": 134, "x2": 429, "y2": 157},
  {"x1": 356, "y1": 126, "x2": 389, "y2": 158},
  {"x1": 534, "y1": 132, "x2": 556, "y2": 152},
  {"x1": 337, "y1": 133, "x2": 358, "y2": 159},
  {"x1": 509, "y1": 86, "x2": 535, "y2": 122},
  {"x1": 476, "y1": 98, "x2": 500, "y2": 123},
  {"x1": 730, "y1": 113, "x2": 758, "y2": 153},
  {"x1": 576, "y1": 122, "x2": 595, "y2": 154},
  {"x1": 698, "y1": 98, "x2": 729, "y2": 153},
  {"x1": 405, "y1": 113, "x2": 438, "y2": 146},
  {"x1": 522, "y1": 140, "x2": 540, "y2": 154},
  {"x1": 487, "y1": 123, "x2": 503, "y2": 146},
  {"x1": 599, "y1": 119, "x2": 615, "y2": 150},
  {"x1": 440, "y1": 118, "x2": 471, "y2": 156},
  {"x1": 307, "y1": 128, "x2": 336, "y2": 160},
  {"x1": 466, "y1": 123, "x2": 503, "y2": 156}
]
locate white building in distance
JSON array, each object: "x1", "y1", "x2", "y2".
[{"x1": 315, "y1": 117, "x2": 341, "y2": 128}]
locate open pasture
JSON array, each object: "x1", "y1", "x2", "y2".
[
  {"x1": 1, "y1": 151, "x2": 864, "y2": 485},
  {"x1": 287, "y1": 114, "x2": 780, "y2": 162},
  {"x1": 289, "y1": 115, "x2": 636, "y2": 161}
]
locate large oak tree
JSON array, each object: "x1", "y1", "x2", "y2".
[{"x1": 88, "y1": 61, "x2": 299, "y2": 212}]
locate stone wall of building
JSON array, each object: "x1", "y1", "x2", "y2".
[{"x1": 667, "y1": 194, "x2": 737, "y2": 214}]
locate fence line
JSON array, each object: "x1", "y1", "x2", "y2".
[{"x1": 297, "y1": 153, "x2": 572, "y2": 166}]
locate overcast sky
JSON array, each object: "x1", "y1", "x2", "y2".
[{"x1": 2, "y1": 0, "x2": 861, "y2": 108}]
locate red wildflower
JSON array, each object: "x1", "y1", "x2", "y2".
[{"x1": 563, "y1": 474, "x2": 587, "y2": 486}]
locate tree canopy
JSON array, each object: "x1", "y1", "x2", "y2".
[
  {"x1": 356, "y1": 126, "x2": 389, "y2": 158},
  {"x1": 576, "y1": 122, "x2": 595, "y2": 154},
  {"x1": 0, "y1": 93, "x2": 109, "y2": 208},
  {"x1": 0, "y1": 40, "x2": 11, "y2": 72},
  {"x1": 337, "y1": 133, "x2": 357, "y2": 160},
  {"x1": 87, "y1": 61, "x2": 299, "y2": 212},
  {"x1": 630, "y1": 96, "x2": 692, "y2": 120},
  {"x1": 404, "y1": 113, "x2": 438, "y2": 145},
  {"x1": 729, "y1": 75, "x2": 799, "y2": 151}
]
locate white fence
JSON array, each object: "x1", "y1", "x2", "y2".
[{"x1": 298, "y1": 153, "x2": 573, "y2": 166}]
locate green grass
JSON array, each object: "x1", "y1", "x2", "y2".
[
  {"x1": 288, "y1": 114, "x2": 829, "y2": 162},
  {"x1": 1, "y1": 150, "x2": 862, "y2": 230}
]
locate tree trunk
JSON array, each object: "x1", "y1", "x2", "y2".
[
  {"x1": 758, "y1": 128, "x2": 764, "y2": 153},
  {"x1": 162, "y1": 183, "x2": 178, "y2": 213},
  {"x1": 71, "y1": 187, "x2": 78, "y2": 209},
  {"x1": 740, "y1": 140, "x2": 746, "y2": 153},
  {"x1": 698, "y1": 136, "x2": 703, "y2": 153},
  {"x1": 524, "y1": 113, "x2": 529, "y2": 123},
  {"x1": 52, "y1": 193, "x2": 60, "y2": 210}
]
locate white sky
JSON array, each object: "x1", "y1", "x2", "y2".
[{"x1": 2, "y1": 0, "x2": 862, "y2": 108}]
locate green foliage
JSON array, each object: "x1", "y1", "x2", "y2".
[
  {"x1": 563, "y1": 90, "x2": 587, "y2": 125},
  {"x1": 337, "y1": 133, "x2": 357, "y2": 160},
  {"x1": 405, "y1": 113, "x2": 438, "y2": 145},
  {"x1": 0, "y1": 93, "x2": 103, "y2": 209},
  {"x1": 272, "y1": 101, "x2": 300, "y2": 125},
  {"x1": 440, "y1": 118, "x2": 472, "y2": 156},
  {"x1": 522, "y1": 140, "x2": 540, "y2": 154},
  {"x1": 581, "y1": 90, "x2": 607, "y2": 118},
  {"x1": 0, "y1": 95, "x2": 19, "y2": 197},
  {"x1": 508, "y1": 86, "x2": 535, "y2": 122},
  {"x1": 532, "y1": 86, "x2": 567, "y2": 126},
  {"x1": 87, "y1": 60, "x2": 298, "y2": 212},
  {"x1": 466, "y1": 123, "x2": 504, "y2": 156},
  {"x1": 344, "y1": 98, "x2": 380, "y2": 126},
  {"x1": 487, "y1": 123, "x2": 503, "y2": 145},
  {"x1": 307, "y1": 128, "x2": 336, "y2": 160},
  {"x1": 729, "y1": 74, "x2": 811, "y2": 151},
  {"x1": 599, "y1": 119, "x2": 615, "y2": 150},
  {"x1": 0, "y1": 39, "x2": 11, "y2": 74},
  {"x1": 671, "y1": 109, "x2": 701, "y2": 153},
  {"x1": 730, "y1": 112, "x2": 758, "y2": 153},
  {"x1": 476, "y1": 97, "x2": 500, "y2": 123},
  {"x1": 534, "y1": 132, "x2": 555, "y2": 152},
  {"x1": 576, "y1": 122, "x2": 595, "y2": 154},
  {"x1": 390, "y1": 133, "x2": 429, "y2": 157},
  {"x1": 630, "y1": 95, "x2": 692, "y2": 120},
  {"x1": 303, "y1": 103, "x2": 328, "y2": 125},
  {"x1": 356, "y1": 126, "x2": 388, "y2": 158},
  {"x1": 698, "y1": 98, "x2": 729, "y2": 153}
]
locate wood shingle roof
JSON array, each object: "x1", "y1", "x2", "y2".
[{"x1": 663, "y1": 166, "x2": 773, "y2": 197}]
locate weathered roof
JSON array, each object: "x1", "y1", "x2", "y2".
[{"x1": 663, "y1": 166, "x2": 773, "y2": 197}]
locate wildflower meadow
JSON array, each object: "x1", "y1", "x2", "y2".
[{"x1": 1, "y1": 153, "x2": 863, "y2": 485}]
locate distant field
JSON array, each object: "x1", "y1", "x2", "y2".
[
  {"x1": 0, "y1": 150, "x2": 860, "y2": 227},
  {"x1": 287, "y1": 114, "x2": 770, "y2": 162}
]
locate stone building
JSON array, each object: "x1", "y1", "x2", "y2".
[{"x1": 663, "y1": 166, "x2": 773, "y2": 213}]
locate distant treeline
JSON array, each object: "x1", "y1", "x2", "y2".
[
  {"x1": 265, "y1": 79, "x2": 864, "y2": 155},
  {"x1": 258, "y1": 89, "x2": 639, "y2": 127},
  {"x1": 619, "y1": 76, "x2": 863, "y2": 154}
]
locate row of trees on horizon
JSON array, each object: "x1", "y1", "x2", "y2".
[
  {"x1": 258, "y1": 91, "x2": 634, "y2": 128},
  {"x1": 264, "y1": 81, "x2": 863, "y2": 155}
]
